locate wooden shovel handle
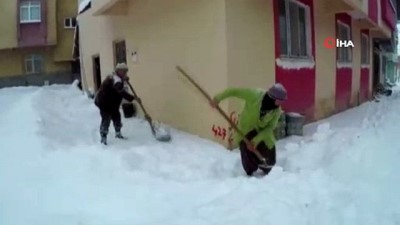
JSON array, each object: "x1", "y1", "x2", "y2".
[
  {"x1": 126, "y1": 81, "x2": 156, "y2": 135},
  {"x1": 176, "y1": 66, "x2": 266, "y2": 162}
]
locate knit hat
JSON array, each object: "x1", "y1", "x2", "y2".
[
  {"x1": 267, "y1": 83, "x2": 287, "y2": 101},
  {"x1": 115, "y1": 63, "x2": 128, "y2": 71}
]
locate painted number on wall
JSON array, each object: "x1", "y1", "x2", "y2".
[
  {"x1": 211, "y1": 111, "x2": 240, "y2": 147},
  {"x1": 211, "y1": 125, "x2": 227, "y2": 140}
]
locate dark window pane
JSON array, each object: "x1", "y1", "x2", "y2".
[
  {"x1": 361, "y1": 35, "x2": 367, "y2": 64},
  {"x1": 298, "y1": 6, "x2": 307, "y2": 56},
  {"x1": 26, "y1": 60, "x2": 33, "y2": 73},
  {"x1": 115, "y1": 41, "x2": 127, "y2": 64},
  {"x1": 31, "y1": 5, "x2": 40, "y2": 21},
  {"x1": 337, "y1": 24, "x2": 352, "y2": 62},
  {"x1": 65, "y1": 19, "x2": 70, "y2": 27},
  {"x1": 20, "y1": 7, "x2": 29, "y2": 22},
  {"x1": 72, "y1": 17, "x2": 77, "y2": 27},
  {"x1": 289, "y1": 2, "x2": 299, "y2": 57},
  {"x1": 34, "y1": 58, "x2": 42, "y2": 73},
  {"x1": 279, "y1": 0, "x2": 288, "y2": 55},
  {"x1": 337, "y1": 24, "x2": 342, "y2": 40}
]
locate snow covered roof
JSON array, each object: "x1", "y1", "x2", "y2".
[{"x1": 79, "y1": 0, "x2": 91, "y2": 14}]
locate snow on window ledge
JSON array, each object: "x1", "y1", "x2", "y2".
[
  {"x1": 286, "y1": 112, "x2": 304, "y2": 118},
  {"x1": 361, "y1": 64, "x2": 371, "y2": 69},
  {"x1": 20, "y1": 20, "x2": 41, "y2": 24},
  {"x1": 336, "y1": 62, "x2": 353, "y2": 69},
  {"x1": 276, "y1": 57, "x2": 315, "y2": 70}
]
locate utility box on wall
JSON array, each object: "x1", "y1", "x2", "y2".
[
  {"x1": 274, "y1": 113, "x2": 287, "y2": 140},
  {"x1": 286, "y1": 112, "x2": 305, "y2": 136}
]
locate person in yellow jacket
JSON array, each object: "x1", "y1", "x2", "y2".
[{"x1": 210, "y1": 84, "x2": 287, "y2": 176}]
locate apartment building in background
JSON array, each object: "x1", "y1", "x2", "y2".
[
  {"x1": 77, "y1": 0, "x2": 398, "y2": 148},
  {"x1": 0, "y1": 0, "x2": 79, "y2": 88}
]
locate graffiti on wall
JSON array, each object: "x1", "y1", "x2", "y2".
[
  {"x1": 211, "y1": 111, "x2": 240, "y2": 147},
  {"x1": 211, "y1": 125, "x2": 227, "y2": 140}
]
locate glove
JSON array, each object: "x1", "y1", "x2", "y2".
[
  {"x1": 245, "y1": 141, "x2": 257, "y2": 153},
  {"x1": 209, "y1": 99, "x2": 218, "y2": 109},
  {"x1": 144, "y1": 114, "x2": 152, "y2": 122},
  {"x1": 123, "y1": 76, "x2": 130, "y2": 81}
]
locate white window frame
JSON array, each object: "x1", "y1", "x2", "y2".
[
  {"x1": 20, "y1": 1, "x2": 41, "y2": 24},
  {"x1": 280, "y1": 0, "x2": 313, "y2": 59},
  {"x1": 361, "y1": 33, "x2": 370, "y2": 65},
  {"x1": 64, "y1": 17, "x2": 77, "y2": 29},
  {"x1": 337, "y1": 21, "x2": 352, "y2": 63},
  {"x1": 25, "y1": 54, "x2": 43, "y2": 74}
]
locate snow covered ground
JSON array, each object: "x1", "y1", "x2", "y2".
[{"x1": 1, "y1": 83, "x2": 400, "y2": 225}]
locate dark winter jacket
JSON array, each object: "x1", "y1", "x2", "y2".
[{"x1": 94, "y1": 73, "x2": 135, "y2": 112}]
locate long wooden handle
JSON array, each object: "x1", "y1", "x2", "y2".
[
  {"x1": 176, "y1": 66, "x2": 266, "y2": 162},
  {"x1": 126, "y1": 81, "x2": 156, "y2": 135},
  {"x1": 127, "y1": 82, "x2": 148, "y2": 116}
]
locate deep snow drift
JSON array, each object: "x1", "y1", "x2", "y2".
[{"x1": 1, "y1": 84, "x2": 400, "y2": 225}]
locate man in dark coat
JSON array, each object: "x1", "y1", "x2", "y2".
[{"x1": 94, "y1": 63, "x2": 139, "y2": 145}]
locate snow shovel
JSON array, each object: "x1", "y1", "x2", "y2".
[
  {"x1": 126, "y1": 81, "x2": 172, "y2": 142},
  {"x1": 176, "y1": 66, "x2": 272, "y2": 170}
]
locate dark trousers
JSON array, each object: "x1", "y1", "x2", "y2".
[
  {"x1": 99, "y1": 109, "x2": 122, "y2": 137},
  {"x1": 239, "y1": 130, "x2": 276, "y2": 176}
]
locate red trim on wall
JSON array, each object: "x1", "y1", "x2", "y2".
[
  {"x1": 361, "y1": 29, "x2": 370, "y2": 36},
  {"x1": 369, "y1": 0, "x2": 378, "y2": 23},
  {"x1": 273, "y1": 0, "x2": 316, "y2": 120},
  {"x1": 335, "y1": 13, "x2": 353, "y2": 112},
  {"x1": 381, "y1": 0, "x2": 396, "y2": 31},
  {"x1": 336, "y1": 13, "x2": 352, "y2": 25},
  {"x1": 335, "y1": 69, "x2": 352, "y2": 110}
]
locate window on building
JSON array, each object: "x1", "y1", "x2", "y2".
[
  {"x1": 361, "y1": 34, "x2": 370, "y2": 65},
  {"x1": 114, "y1": 40, "x2": 127, "y2": 65},
  {"x1": 278, "y1": 0, "x2": 311, "y2": 58},
  {"x1": 337, "y1": 22, "x2": 352, "y2": 63},
  {"x1": 20, "y1": 1, "x2": 41, "y2": 23},
  {"x1": 25, "y1": 55, "x2": 43, "y2": 74},
  {"x1": 64, "y1": 17, "x2": 77, "y2": 29}
]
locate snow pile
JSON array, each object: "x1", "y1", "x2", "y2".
[
  {"x1": 1, "y1": 84, "x2": 400, "y2": 224},
  {"x1": 276, "y1": 58, "x2": 316, "y2": 69}
]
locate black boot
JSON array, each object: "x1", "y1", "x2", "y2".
[
  {"x1": 115, "y1": 131, "x2": 126, "y2": 139},
  {"x1": 101, "y1": 135, "x2": 107, "y2": 145}
]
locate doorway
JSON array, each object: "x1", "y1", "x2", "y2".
[
  {"x1": 92, "y1": 55, "x2": 101, "y2": 91},
  {"x1": 372, "y1": 50, "x2": 380, "y2": 93}
]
